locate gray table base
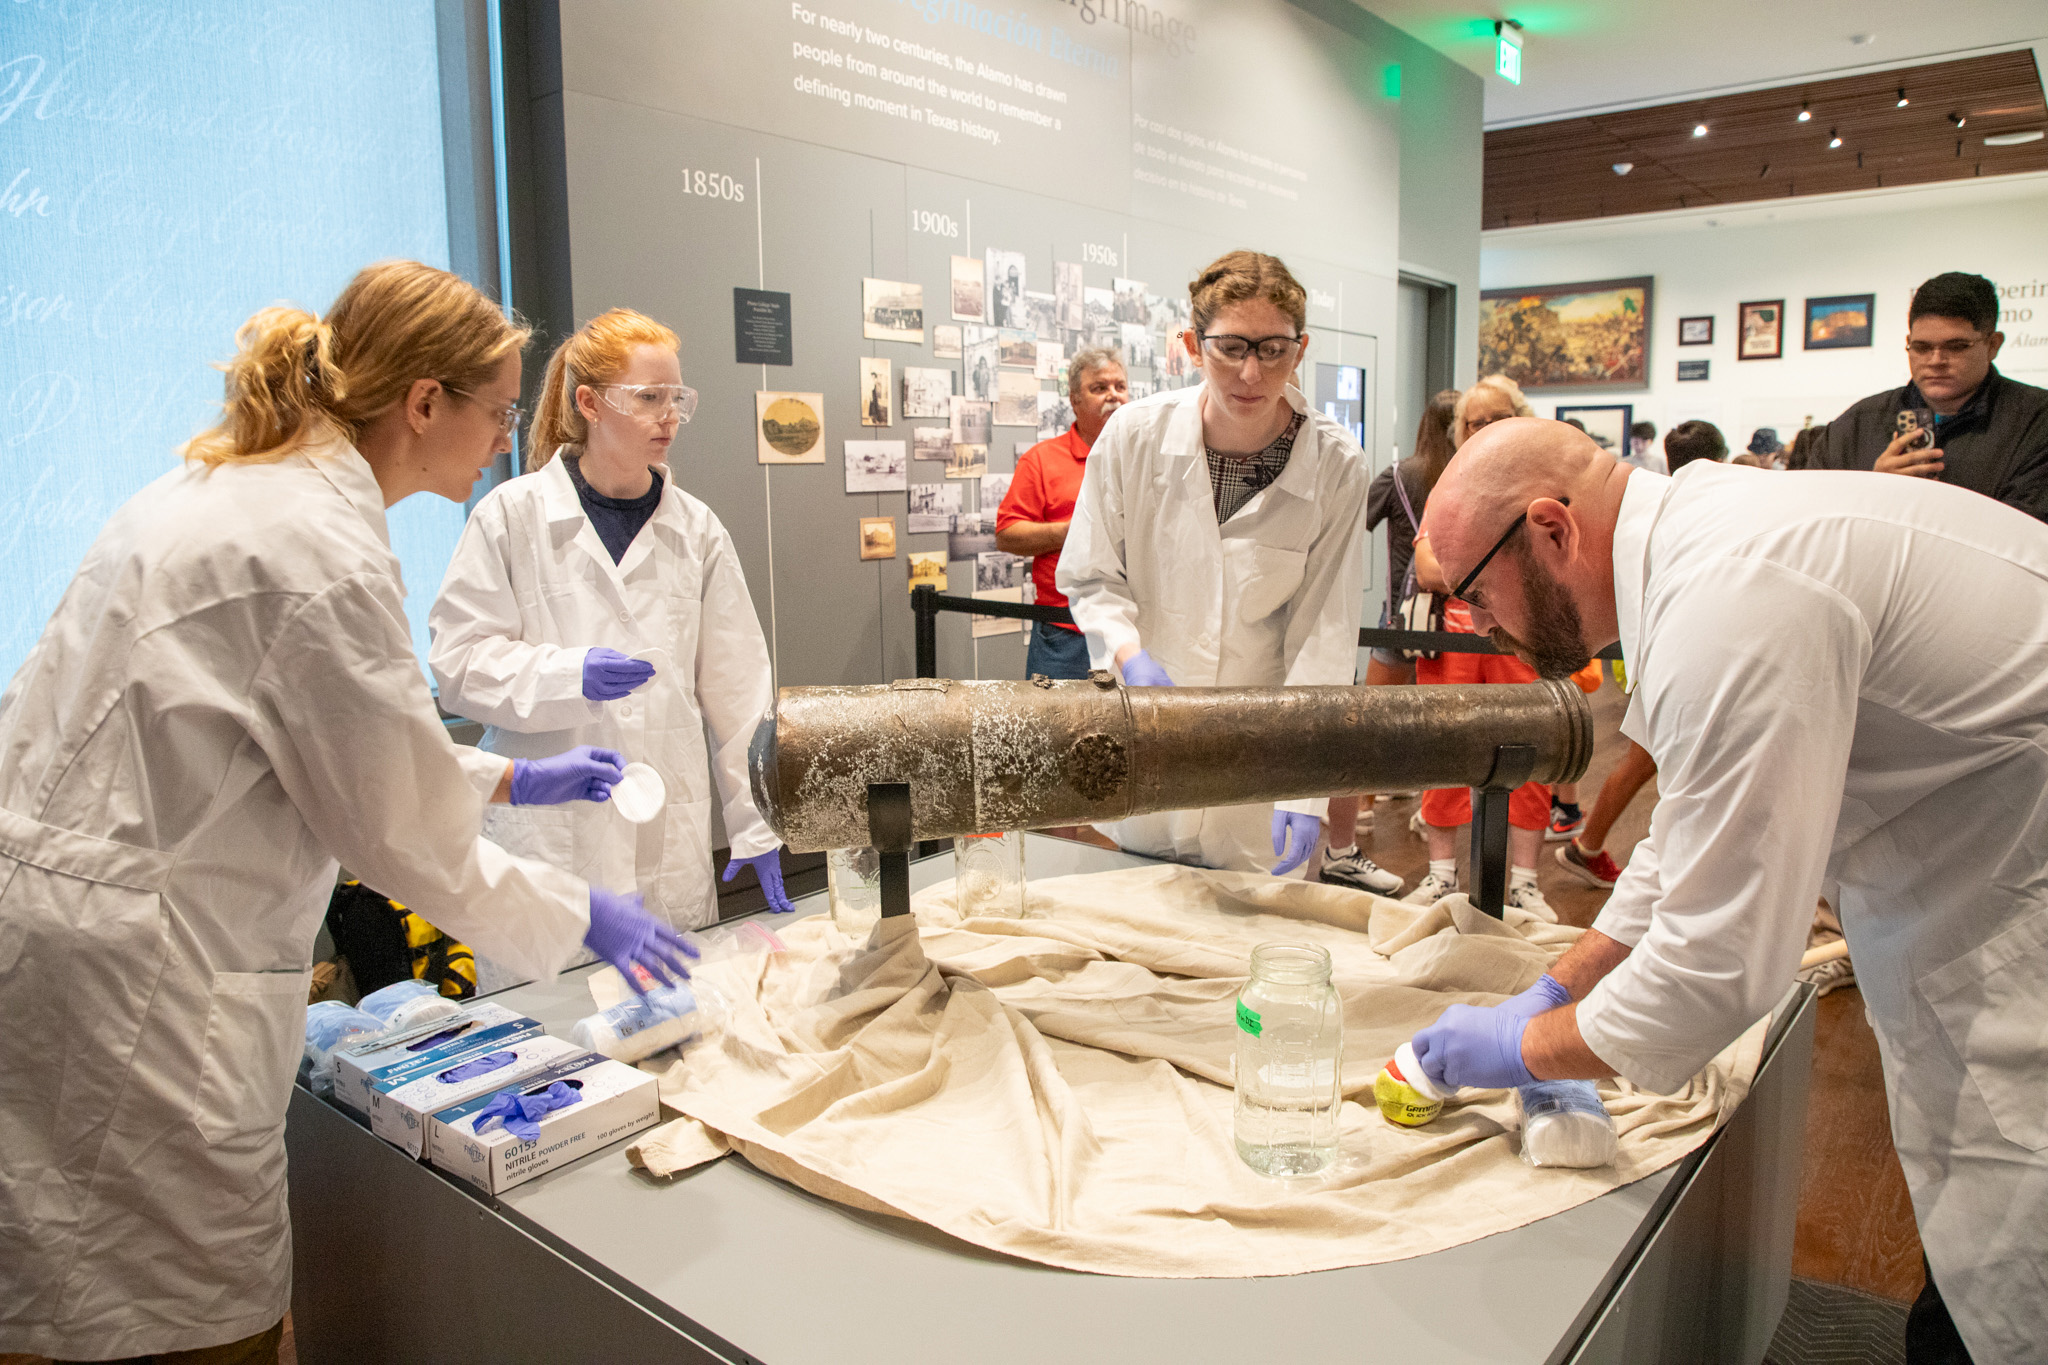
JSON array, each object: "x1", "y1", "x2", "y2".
[{"x1": 288, "y1": 838, "x2": 1816, "y2": 1365}]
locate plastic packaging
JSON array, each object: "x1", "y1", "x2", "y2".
[
  {"x1": 570, "y1": 921, "x2": 784, "y2": 1063},
  {"x1": 1374, "y1": 1041, "x2": 1449, "y2": 1127},
  {"x1": 302, "y1": 1002, "x2": 386, "y2": 1097},
  {"x1": 1517, "y1": 1079, "x2": 1618, "y2": 1169},
  {"x1": 953, "y1": 831, "x2": 1025, "y2": 918},
  {"x1": 358, "y1": 979, "x2": 463, "y2": 1033},
  {"x1": 1233, "y1": 941, "x2": 1343, "y2": 1177},
  {"x1": 827, "y1": 845, "x2": 882, "y2": 932}
]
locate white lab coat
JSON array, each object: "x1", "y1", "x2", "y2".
[
  {"x1": 0, "y1": 439, "x2": 589, "y2": 1361},
  {"x1": 429, "y1": 455, "x2": 776, "y2": 939},
  {"x1": 1578, "y1": 461, "x2": 2048, "y2": 1362},
  {"x1": 1058, "y1": 382, "x2": 1368, "y2": 870}
]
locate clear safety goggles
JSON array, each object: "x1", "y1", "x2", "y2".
[{"x1": 598, "y1": 383, "x2": 698, "y2": 424}]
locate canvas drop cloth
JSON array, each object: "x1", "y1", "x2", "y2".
[{"x1": 624, "y1": 866, "x2": 1766, "y2": 1278}]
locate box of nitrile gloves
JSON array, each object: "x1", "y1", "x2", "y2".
[
  {"x1": 428, "y1": 1052, "x2": 661, "y2": 1194},
  {"x1": 367, "y1": 1033, "x2": 586, "y2": 1157},
  {"x1": 331, "y1": 1003, "x2": 542, "y2": 1116}
]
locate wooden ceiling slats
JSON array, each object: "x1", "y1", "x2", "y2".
[{"x1": 1484, "y1": 50, "x2": 2047, "y2": 226}]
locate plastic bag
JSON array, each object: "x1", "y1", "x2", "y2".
[
  {"x1": 359, "y1": 979, "x2": 463, "y2": 1032},
  {"x1": 1517, "y1": 1079, "x2": 1617, "y2": 1169},
  {"x1": 302, "y1": 1002, "x2": 386, "y2": 1097}
]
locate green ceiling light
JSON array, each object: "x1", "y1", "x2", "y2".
[
  {"x1": 1384, "y1": 63, "x2": 1403, "y2": 99},
  {"x1": 1495, "y1": 20, "x2": 1523, "y2": 85}
]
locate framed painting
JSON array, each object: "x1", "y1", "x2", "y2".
[
  {"x1": 1477, "y1": 276, "x2": 1652, "y2": 391},
  {"x1": 1678, "y1": 315, "x2": 1713, "y2": 345},
  {"x1": 1553, "y1": 404, "x2": 1633, "y2": 457},
  {"x1": 1805, "y1": 294, "x2": 1874, "y2": 350},
  {"x1": 1738, "y1": 300, "x2": 1784, "y2": 360}
]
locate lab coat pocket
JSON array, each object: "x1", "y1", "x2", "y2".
[
  {"x1": 1236, "y1": 544, "x2": 1307, "y2": 623},
  {"x1": 1918, "y1": 908, "x2": 2048, "y2": 1151},
  {"x1": 194, "y1": 970, "x2": 310, "y2": 1143}
]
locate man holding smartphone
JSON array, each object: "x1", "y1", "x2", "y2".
[{"x1": 1806, "y1": 272, "x2": 2048, "y2": 521}]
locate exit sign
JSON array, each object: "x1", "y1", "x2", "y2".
[{"x1": 1496, "y1": 23, "x2": 1522, "y2": 85}]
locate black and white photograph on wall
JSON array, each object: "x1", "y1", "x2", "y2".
[
  {"x1": 1160, "y1": 334, "x2": 1191, "y2": 379},
  {"x1": 1677, "y1": 359, "x2": 1710, "y2": 381},
  {"x1": 1119, "y1": 323, "x2": 1153, "y2": 370},
  {"x1": 1025, "y1": 291, "x2": 1057, "y2": 342},
  {"x1": 1083, "y1": 286, "x2": 1114, "y2": 335},
  {"x1": 1553, "y1": 404, "x2": 1633, "y2": 456},
  {"x1": 981, "y1": 471, "x2": 1013, "y2": 513},
  {"x1": 843, "y1": 439, "x2": 907, "y2": 493},
  {"x1": 949, "y1": 256, "x2": 985, "y2": 322},
  {"x1": 862, "y1": 278, "x2": 925, "y2": 344},
  {"x1": 1036, "y1": 339, "x2": 1064, "y2": 382},
  {"x1": 1038, "y1": 389, "x2": 1073, "y2": 439},
  {"x1": 906, "y1": 481, "x2": 962, "y2": 533},
  {"x1": 1678, "y1": 315, "x2": 1714, "y2": 346},
  {"x1": 859, "y1": 356, "x2": 893, "y2": 426},
  {"x1": 858, "y1": 516, "x2": 897, "y2": 561},
  {"x1": 950, "y1": 395, "x2": 992, "y2": 446},
  {"x1": 946, "y1": 444, "x2": 989, "y2": 481},
  {"x1": 1129, "y1": 379, "x2": 1155, "y2": 400},
  {"x1": 912, "y1": 426, "x2": 952, "y2": 462},
  {"x1": 995, "y1": 371, "x2": 1039, "y2": 427},
  {"x1": 902, "y1": 367, "x2": 953, "y2": 419},
  {"x1": 1013, "y1": 441, "x2": 1036, "y2": 460},
  {"x1": 975, "y1": 550, "x2": 1028, "y2": 593},
  {"x1": 755, "y1": 391, "x2": 825, "y2": 464},
  {"x1": 965, "y1": 331, "x2": 998, "y2": 401},
  {"x1": 998, "y1": 328, "x2": 1036, "y2": 369},
  {"x1": 933, "y1": 324, "x2": 963, "y2": 360},
  {"x1": 1055, "y1": 261, "x2": 1084, "y2": 331},
  {"x1": 907, "y1": 550, "x2": 947, "y2": 594},
  {"x1": 947, "y1": 510, "x2": 997, "y2": 559},
  {"x1": 985, "y1": 248, "x2": 1025, "y2": 326},
  {"x1": 1113, "y1": 278, "x2": 1148, "y2": 324}
]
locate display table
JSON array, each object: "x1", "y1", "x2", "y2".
[{"x1": 287, "y1": 835, "x2": 1815, "y2": 1364}]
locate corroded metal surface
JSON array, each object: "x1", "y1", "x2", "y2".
[{"x1": 750, "y1": 677, "x2": 1594, "y2": 852}]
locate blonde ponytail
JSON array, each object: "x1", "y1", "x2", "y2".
[
  {"x1": 181, "y1": 260, "x2": 529, "y2": 467},
  {"x1": 526, "y1": 308, "x2": 680, "y2": 470}
]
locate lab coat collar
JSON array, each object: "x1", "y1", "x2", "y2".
[
  {"x1": 305, "y1": 436, "x2": 393, "y2": 549},
  {"x1": 1610, "y1": 466, "x2": 1671, "y2": 676}
]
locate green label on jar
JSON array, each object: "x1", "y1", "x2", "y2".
[{"x1": 1236, "y1": 999, "x2": 1262, "y2": 1037}]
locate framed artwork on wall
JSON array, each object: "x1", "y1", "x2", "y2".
[
  {"x1": 1737, "y1": 300, "x2": 1784, "y2": 360},
  {"x1": 1477, "y1": 276, "x2": 1652, "y2": 391},
  {"x1": 1677, "y1": 359, "x2": 1710, "y2": 381},
  {"x1": 1678, "y1": 316, "x2": 1713, "y2": 345},
  {"x1": 858, "y1": 516, "x2": 897, "y2": 561},
  {"x1": 1805, "y1": 294, "x2": 1874, "y2": 350},
  {"x1": 1553, "y1": 404, "x2": 1633, "y2": 457}
]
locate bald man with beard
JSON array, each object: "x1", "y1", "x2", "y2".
[{"x1": 1405, "y1": 418, "x2": 2048, "y2": 1365}]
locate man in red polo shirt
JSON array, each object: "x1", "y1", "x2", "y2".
[{"x1": 997, "y1": 347, "x2": 1128, "y2": 678}]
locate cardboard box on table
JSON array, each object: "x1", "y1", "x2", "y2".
[
  {"x1": 331, "y1": 1002, "x2": 543, "y2": 1116},
  {"x1": 429, "y1": 1052, "x2": 663, "y2": 1194},
  {"x1": 367, "y1": 1033, "x2": 587, "y2": 1157}
]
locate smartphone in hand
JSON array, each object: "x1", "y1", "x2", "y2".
[{"x1": 1895, "y1": 408, "x2": 1936, "y2": 450}]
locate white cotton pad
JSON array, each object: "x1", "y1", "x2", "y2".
[
  {"x1": 611, "y1": 762, "x2": 666, "y2": 824},
  {"x1": 1523, "y1": 1111, "x2": 1619, "y2": 1169}
]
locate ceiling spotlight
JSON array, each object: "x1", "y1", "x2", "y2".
[
  {"x1": 1896, "y1": 88, "x2": 1909, "y2": 107},
  {"x1": 1984, "y1": 129, "x2": 2045, "y2": 146},
  {"x1": 1693, "y1": 122, "x2": 1709, "y2": 137},
  {"x1": 1612, "y1": 162, "x2": 1634, "y2": 175},
  {"x1": 1797, "y1": 104, "x2": 1811, "y2": 122},
  {"x1": 1829, "y1": 129, "x2": 1843, "y2": 148}
]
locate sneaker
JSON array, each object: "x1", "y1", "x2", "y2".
[
  {"x1": 1320, "y1": 846, "x2": 1403, "y2": 895},
  {"x1": 1554, "y1": 840, "x2": 1623, "y2": 889},
  {"x1": 1545, "y1": 804, "x2": 1586, "y2": 842},
  {"x1": 1408, "y1": 809, "x2": 1430, "y2": 840},
  {"x1": 1402, "y1": 871, "x2": 1457, "y2": 905},
  {"x1": 1506, "y1": 879, "x2": 1558, "y2": 923}
]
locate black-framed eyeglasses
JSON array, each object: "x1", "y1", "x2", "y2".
[
  {"x1": 1450, "y1": 496, "x2": 1569, "y2": 602},
  {"x1": 1199, "y1": 333, "x2": 1304, "y2": 367}
]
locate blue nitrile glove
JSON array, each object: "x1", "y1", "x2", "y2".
[
  {"x1": 437, "y1": 1050, "x2": 516, "y2": 1084},
  {"x1": 1270, "y1": 810, "x2": 1322, "y2": 876},
  {"x1": 722, "y1": 849, "x2": 795, "y2": 914},
  {"x1": 476, "y1": 1081, "x2": 584, "y2": 1142},
  {"x1": 584, "y1": 888, "x2": 699, "y2": 996},
  {"x1": 1411, "y1": 1003, "x2": 1536, "y2": 1091},
  {"x1": 583, "y1": 647, "x2": 655, "y2": 701},
  {"x1": 510, "y1": 745, "x2": 625, "y2": 806},
  {"x1": 1499, "y1": 973, "x2": 1573, "y2": 1020},
  {"x1": 1120, "y1": 649, "x2": 1173, "y2": 687}
]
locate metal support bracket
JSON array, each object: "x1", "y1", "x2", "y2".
[
  {"x1": 1470, "y1": 744, "x2": 1538, "y2": 920},
  {"x1": 868, "y1": 782, "x2": 915, "y2": 918}
]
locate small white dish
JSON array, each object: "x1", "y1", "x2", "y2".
[{"x1": 611, "y1": 762, "x2": 666, "y2": 824}]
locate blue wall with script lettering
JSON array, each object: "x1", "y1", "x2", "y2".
[{"x1": 0, "y1": 3, "x2": 459, "y2": 682}]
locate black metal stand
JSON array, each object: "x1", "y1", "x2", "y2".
[
  {"x1": 867, "y1": 782, "x2": 915, "y2": 918},
  {"x1": 1469, "y1": 743, "x2": 1537, "y2": 919}
]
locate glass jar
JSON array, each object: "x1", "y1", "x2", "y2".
[
  {"x1": 826, "y1": 846, "x2": 882, "y2": 933},
  {"x1": 1233, "y1": 941, "x2": 1343, "y2": 1176},
  {"x1": 952, "y1": 831, "x2": 1025, "y2": 918}
]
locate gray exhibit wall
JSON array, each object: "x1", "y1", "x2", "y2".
[{"x1": 538, "y1": 0, "x2": 1479, "y2": 694}]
